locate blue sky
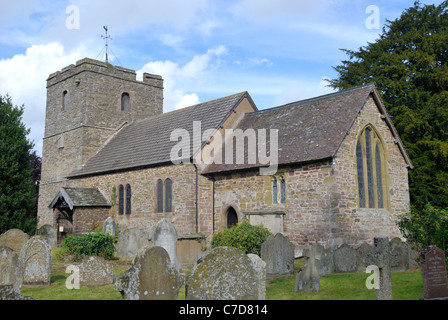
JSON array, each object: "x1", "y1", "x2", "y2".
[{"x1": 0, "y1": 0, "x2": 444, "y2": 155}]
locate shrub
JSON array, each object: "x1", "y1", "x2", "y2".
[
  {"x1": 211, "y1": 221, "x2": 272, "y2": 256},
  {"x1": 60, "y1": 231, "x2": 116, "y2": 261}
]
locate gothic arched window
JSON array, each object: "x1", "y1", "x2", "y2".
[
  {"x1": 125, "y1": 184, "x2": 132, "y2": 215},
  {"x1": 157, "y1": 179, "x2": 164, "y2": 213},
  {"x1": 356, "y1": 126, "x2": 387, "y2": 209},
  {"x1": 165, "y1": 179, "x2": 173, "y2": 213},
  {"x1": 280, "y1": 176, "x2": 286, "y2": 204},
  {"x1": 118, "y1": 184, "x2": 124, "y2": 215},
  {"x1": 121, "y1": 92, "x2": 130, "y2": 112},
  {"x1": 272, "y1": 177, "x2": 278, "y2": 204}
]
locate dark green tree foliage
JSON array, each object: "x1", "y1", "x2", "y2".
[
  {"x1": 397, "y1": 204, "x2": 448, "y2": 264},
  {"x1": 0, "y1": 95, "x2": 37, "y2": 234},
  {"x1": 328, "y1": 1, "x2": 448, "y2": 210}
]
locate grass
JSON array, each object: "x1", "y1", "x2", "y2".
[{"x1": 21, "y1": 258, "x2": 424, "y2": 300}]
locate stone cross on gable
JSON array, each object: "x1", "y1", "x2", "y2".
[{"x1": 365, "y1": 237, "x2": 393, "y2": 300}]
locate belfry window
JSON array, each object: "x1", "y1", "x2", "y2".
[
  {"x1": 121, "y1": 93, "x2": 130, "y2": 112},
  {"x1": 62, "y1": 90, "x2": 68, "y2": 110},
  {"x1": 356, "y1": 126, "x2": 387, "y2": 209}
]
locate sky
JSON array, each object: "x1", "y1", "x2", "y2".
[{"x1": 0, "y1": 0, "x2": 445, "y2": 155}]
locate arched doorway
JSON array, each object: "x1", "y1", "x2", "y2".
[{"x1": 227, "y1": 207, "x2": 238, "y2": 229}]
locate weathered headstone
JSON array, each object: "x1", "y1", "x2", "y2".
[
  {"x1": 389, "y1": 238, "x2": 410, "y2": 272},
  {"x1": 116, "y1": 228, "x2": 149, "y2": 260},
  {"x1": 261, "y1": 233, "x2": 295, "y2": 275},
  {"x1": 103, "y1": 217, "x2": 116, "y2": 237},
  {"x1": 247, "y1": 254, "x2": 266, "y2": 300},
  {"x1": 0, "y1": 246, "x2": 21, "y2": 295},
  {"x1": 36, "y1": 224, "x2": 57, "y2": 249},
  {"x1": 0, "y1": 284, "x2": 34, "y2": 300},
  {"x1": 18, "y1": 236, "x2": 52, "y2": 287},
  {"x1": 0, "y1": 229, "x2": 30, "y2": 253},
  {"x1": 151, "y1": 219, "x2": 179, "y2": 271},
  {"x1": 365, "y1": 238, "x2": 393, "y2": 300},
  {"x1": 421, "y1": 246, "x2": 448, "y2": 300},
  {"x1": 115, "y1": 246, "x2": 181, "y2": 300},
  {"x1": 186, "y1": 247, "x2": 259, "y2": 300},
  {"x1": 295, "y1": 243, "x2": 321, "y2": 293},
  {"x1": 78, "y1": 256, "x2": 113, "y2": 287},
  {"x1": 334, "y1": 244, "x2": 357, "y2": 273},
  {"x1": 356, "y1": 242, "x2": 374, "y2": 272}
]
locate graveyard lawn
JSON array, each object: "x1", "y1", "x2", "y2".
[{"x1": 21, "y1": 260, "x2": 424, "y2": 300}]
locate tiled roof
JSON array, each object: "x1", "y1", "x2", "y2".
[
  {"x1": 202, "y1": 85, "x2": 396, "y2": 174},
  {"x1": 68, "y1": 92, "x2": 250, "y2": 178},
  {"x1": 48, "y1": 188, "x2": 111, "y2": 209}
]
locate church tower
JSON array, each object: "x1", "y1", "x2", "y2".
[{"x1": 38, "y1": 58, "x2": 163, "y2": 223}]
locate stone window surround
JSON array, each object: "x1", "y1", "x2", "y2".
[
  {"x1": 355, "y1": 124, "x2": 390, "y2": 210},
  {"x1": 155, "y1": 178, "x2": 174, "y2": 214},
  {"x1": 117, "y1": 182, "x2": 132, "y2": 215},
  {"x1": 272, "y1": 173, "x2": 286, "y2": 205}
]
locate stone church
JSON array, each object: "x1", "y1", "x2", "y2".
[{"x1": 37, "y1": 58, "x2": 413, "y2": 251}]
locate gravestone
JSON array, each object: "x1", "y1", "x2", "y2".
[
  {"x1": 186, "y1": 247, "x2": 259, "y2": 300},
  {"x1": 333, "y1": 244, "x2": 357, "y2": 273},
  {"x1": 421, "y1": 246, "x2": 448, "y2": 300},
  {"x1": 116, "y1": 228, "x2": 149, "y2": 260},
  {"x1": 261, "y1": 233, "x2": 295, "y2": 275},
  {"x1": 151, "y1": 219, "x2": 179, "y2": 271},
  {"x1": 247, "y1": 254, "x2": 266, "y2": 300},
  {"x1": 365, "y1": 238, "x2": 393, "y2": 300},
  {"x1": 78, "y1": 256, "x2": 113, "y2": 287},
  {"x1": 0, "y1": 247, "x2": 20, "y2": 293},
  {"x1": 114, "y1": 246, "x2": 181, "y2": 300},
  {"x1": 295, "y1": 243, "x2": 321, "y2": 293},
  {"x1": 103, "y1": 217, "x2": 116, "y2": 237},
  {"x1": 0, "y1": 229, "x2": 30, "y2": 253},
  {"x1": 18, "y1": 236, "x2": 52, "y2": 287},
  {"x1": 0, "y1": 284, "x2": 34, "y2": 300},
  {"x1": 389, "y1": 238, "x2": 410, "y2": 272},
  {"x1": 36, "y1": 225, "x2": 57, "y2": 249},
  {"x1": 355, "y1": 242, "x2": 374, "y2": 272}
]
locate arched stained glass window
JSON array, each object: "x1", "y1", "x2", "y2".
[{"x1": 356, "y1": 126, "x2": 387, "y2": 209}]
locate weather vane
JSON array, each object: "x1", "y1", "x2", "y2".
[{"x1": 101, "y1": 26, "x2": 113, "y2": 64}]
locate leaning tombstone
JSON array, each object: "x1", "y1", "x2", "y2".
[
  {"x1": 0, "y1": 229, "x2": 30, "y2": 253},
  {"x1": 36, "y1": 224, "x2": 57, "y2": 249},
  {"x1": 421, "y1": 246, "x2": 448, "y2": 300},
  {"x1": 261, "y1": 233, "x2": 295, "y2": 275},
  {"x1": 248, "y1": 254, "x2": 266, "y2": 300},
  {"x1": 18, "y1": 236, "x2": 52, "y2": 287},
  {"x1": 186, "y1": 247, "x2": 259, "y2": 300},
  {"x1": 365, "y1": 238, "x2": 393, "y2": 300},
  {"x1": 295, "y1": 243, "x2": 321, "y2": 293},
  {"x1": 114, "y1": 246, "x2": 181, "y2": 300},
  {"x1": 151, "y1": 219, "x2": 179, "y2": 271},
  {"x1": 103, "y1": 217, "x2": 116, "y2": 237},
  {"x1": 116, "y1": 228, "x2": 149, "y2": 260}
]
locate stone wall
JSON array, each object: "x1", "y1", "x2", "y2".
[{"x1": 39, "y1": 163, "x2": 198, "y2": 237}]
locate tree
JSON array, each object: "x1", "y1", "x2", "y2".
[
  {"x1": 328, "y1": 1, "x2": 448, "y2": 210},
  {"x1": 0, "y1": 95, "x2": 38, "y2": 235}
]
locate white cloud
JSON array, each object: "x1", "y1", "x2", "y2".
[
  {"x1": 137, "y1": 46, "x2": 228, "y2": 111},
  {"x1": 0, "y1": 42, "x2": 88, "y2": 154}
]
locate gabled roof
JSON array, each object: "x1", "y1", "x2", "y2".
[
  {"x1": 68, "y1": 92, "x2": 254, "y2": 178},
  {"x1": 48, "y1": 188, "x2": 111, "y2": 209},
  {"x1": 202, "y1": 84, "x2": 413, "y2": 175}
]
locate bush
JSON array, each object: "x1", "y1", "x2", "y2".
[
  {"x1": 60, "y1": 231, "x2": 116, "y2": 261},
  {"x1": 211, "y1": 221, "x2": 272, "y2": 256}
]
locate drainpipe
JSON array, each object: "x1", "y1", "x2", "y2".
[{"x1": 193, "y1": 164, "x2": 199, "y2": 233}]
